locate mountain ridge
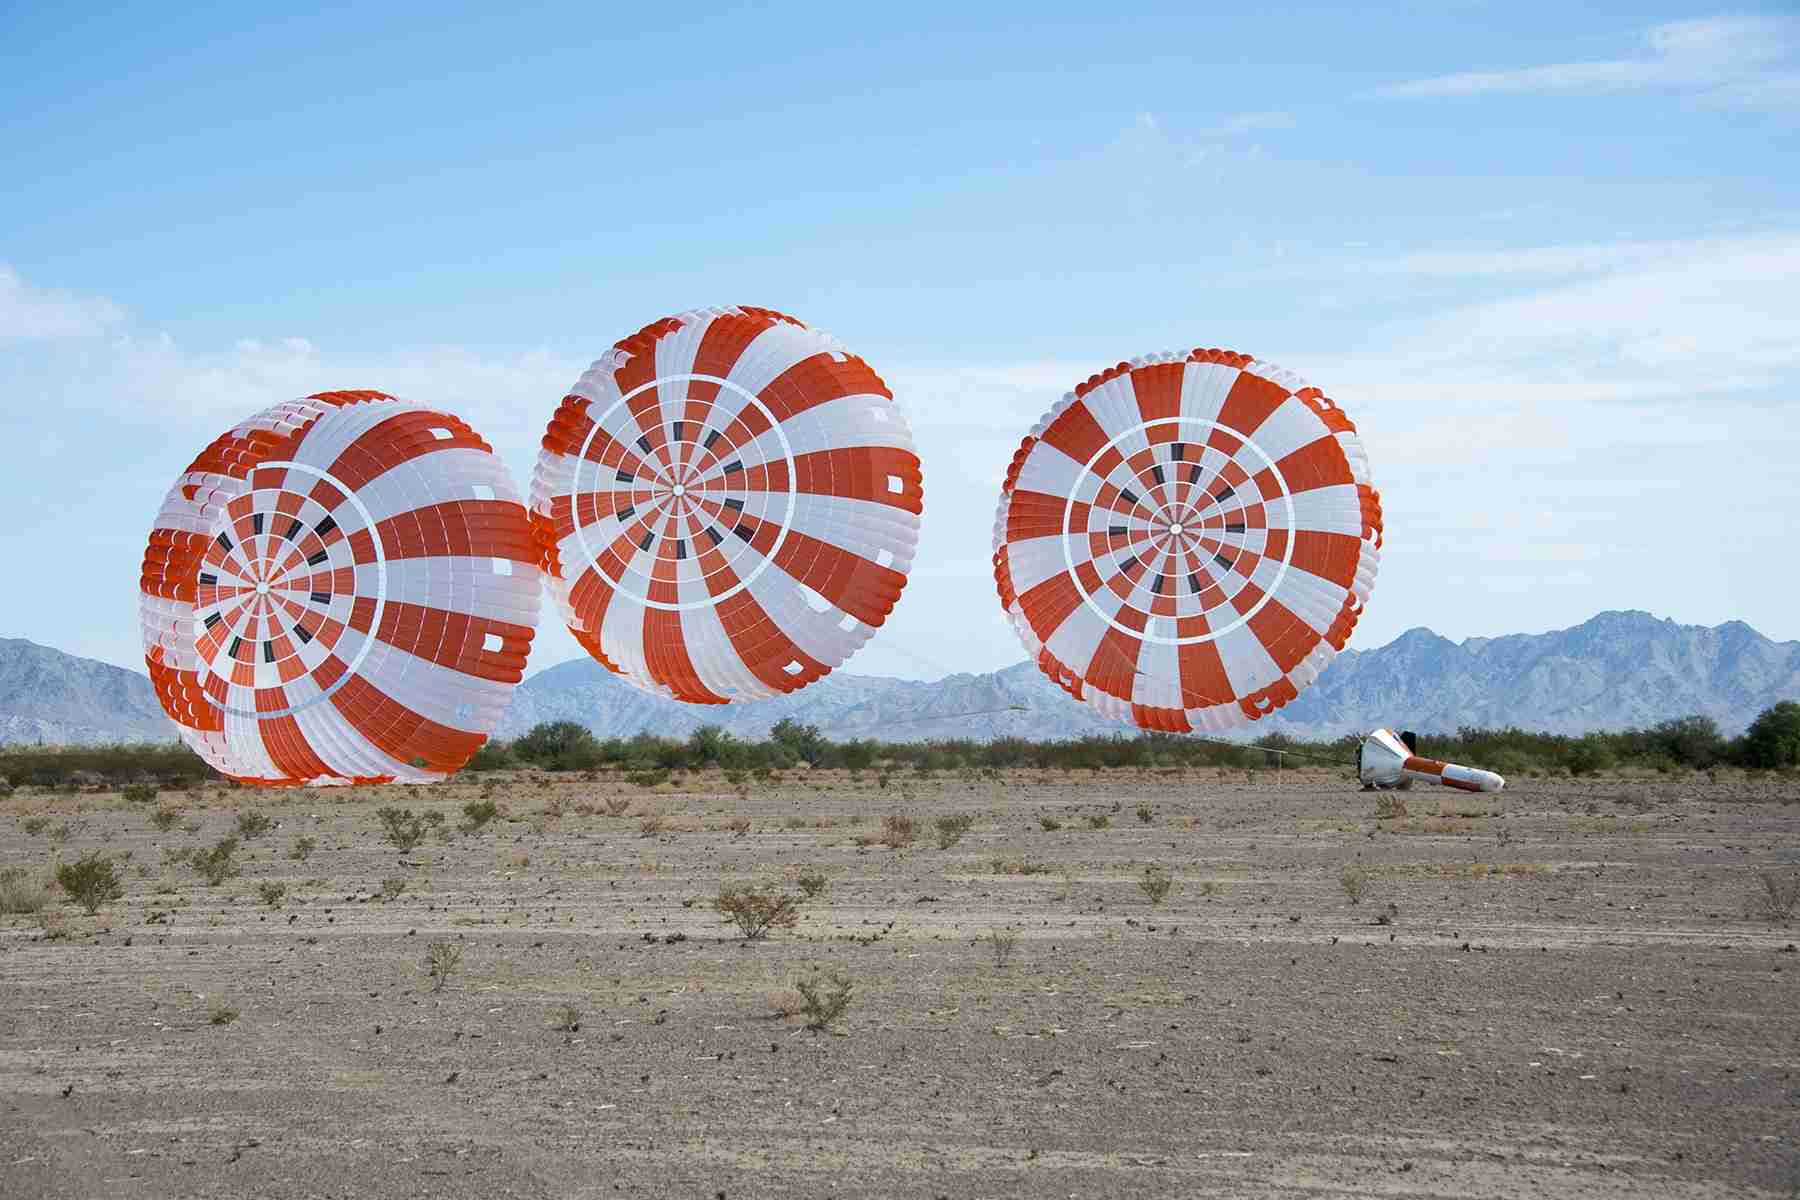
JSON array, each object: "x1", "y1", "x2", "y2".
[{"x1": 3, "y1": 611, "x2": 1795, "y2": 747}]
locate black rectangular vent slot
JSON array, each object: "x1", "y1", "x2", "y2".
[
  {"x1": 306, "y1": 550, "x2": 328, "y2": 566},
  {"x1": 310, "y1": 591, "x2": 331, "y2": 605},
  {"x1": 295, "y1": 624, "x2": 314, "y2": 644},
  {"x1": 203, "y1": 612, "x2": 222, "y2": 630},
  {"x1": 315, "y1": 515, "x2": 337, "y2": 537}
]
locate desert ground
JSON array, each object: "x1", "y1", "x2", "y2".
[{"x1": 2, "y1": 764, "x2": 1797, "y2": 1199}]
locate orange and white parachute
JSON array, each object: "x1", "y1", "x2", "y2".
[
  {"x1": 530, "y1": 307, "x2": 922, "y2": 703},
  {"x1": 139, "y1": 391, "x2": 539, "y2": 785},
  {"x1": 993, "y1": 349, "x2": 1381, "y2": 733}
]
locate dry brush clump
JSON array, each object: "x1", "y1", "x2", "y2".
[
  {"x1": 192, "y1": 837, "x2": 241, "y2": 887},
  {"x1": 1138, "y1": 866, "x2": 1174, "y2": 905},
  {"x1": 235, "y1": 809, "x2": 274, "y2": 839},
  {"x1": 795, "y1": 869, "x2": 829, "y2": 898},
  {"x1": 376, "y1": 806, "x2": 430, "y2": 851},
  {"x1": 880, "y1": 813, "x2": 919, "y2": 849},
  {"x1": 986, "y1": 926, "x2": 1018, "y2": 967},
  {"x1": 716, "y1": 881, "x2": 802, "y2": 939},
  {"x1": 424, "y1": 941, "x2": 464, "y2": 991},
  {"x1": 934, "y1": 812, "x2": 974, "y2": 849},
  {"x1": 796, "y1": 970, "x2": 853, "y2": 1032},
  {"x1": 0, "y1": 866, "x2": 51, "y2": 914},
  {"x1": 149, "y1": 806, "x2": 182, "y2": 832},
  {"x1": 55, "y1": 852, "x2": 125, "y2": 914},
  {"x1": 1340, "y1": 865, "x2": 1371, "y2": 905}
]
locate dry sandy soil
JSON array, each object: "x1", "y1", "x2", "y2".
[{"x1": 2, "y1": 765, "x2": 1797, "y2": 1198}]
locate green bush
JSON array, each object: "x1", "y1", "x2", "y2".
[
  {"x1": 55, "y1": 852, "x2": 125, "y2": 913},
  {"x1": 376, "y1": 806, "x2": 429, "y2": 850},
  {"x1": 1742, "y1": 702, "x2": 1800, "y2": 769},
  {"x1": 192, "y1": 837, "x2": 241, "y2": 887},
  {"x1": 121, "y1": 783, "x2": 158, "y2": 804}
]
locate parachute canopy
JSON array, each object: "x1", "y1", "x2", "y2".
[
  {"x1": 139, "y1": 391, "x2": 539, "y2": 785},
  {"x1": 1360, "y1": 728, "x2": 1506, "y2": 793},
  {"x1": 531, "y1": 306, "x2": 922, "y2": 704},
  {"x1": 993, "y1": 349, "x2": 1381, "y2": 733}
]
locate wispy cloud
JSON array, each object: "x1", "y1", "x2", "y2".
[
  {"x1": 1366, "y1": 15, "x2": 1799, "y2": 107},
  {"x1": 0, "y1": 265, "x2": 127, "y2": 342}
]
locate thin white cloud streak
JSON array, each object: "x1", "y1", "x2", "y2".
[
  {"x1": 1367, "y1": 15, "x2": 1799, "y2": 107},
  {"x1": 0, "y1": 265, "x2": 126, "y2": 342}
]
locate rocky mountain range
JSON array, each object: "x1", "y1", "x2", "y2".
[{"x1": 3, "y1": 611, "x2": 1796, "y2": 747}]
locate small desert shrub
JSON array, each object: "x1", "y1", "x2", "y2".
[
  {"x1": 602, "y1": 796, "x2": 632, "y2": 818},
  {"x1": 257, "y1": 881, "x2": 287, "y2": 908},
  {"x1": 795, "y1": 869, "x2": 828, "y2": 898},
  {"x1": 1038, "y1": 815, "x2": 1062, "y2": 832},
  {"x1": 626, "y1": 768, "x2": 670, "y2": 789},
  {"x1": 716, "y1": 881, "x2": 801, "y2": 939},
  {"x1": 209, "y1": 1003, "x2": 240, "y2": 1026},
  {"x1": 880, "y1": 813, "x2": 918, "y2": 849},
  {"x1": 638, "y1": 812, "x2": 667, "y2": 837},
  {"x1": 541, "y1": 794, "x2": 566, "y2": 820},
  {"x1": 1373, "y1": 793, "x2": 1408, "y2": 820},
  {"x1": 460, "y1": 798, "x2": 500, "y2": 833},
  {"x1": 785, "y1": 815, "x2": 809, "y2": 830},
  {"x1": 122, "y1": 783, "x2": 158, "y2": 804},
  {"x1": 376, "y1": 806, "x2": 429, "y2": 850},
  {"x1": 935, "y1": 812, "x2": 974, "y2": 849},
  {"x1": 796, "y1": 970, "x2": 853, "y2": 1032},
  {"x1": 1139, "y1": 866, "x2": 1173, "y2": 905},
  {"x1": 553, "y1": 1005, "x2": 582, "y2": 1033},
  {"x1": 55, "y1": 852, "x2": 125, "y2": 913},
  {"x1": 1748, "y1": 871, "x2": 1800, "y2": 922},
  {"x1": 21, "y1": 816, "x2": 49, "y2": 836},
  {"x1": 1086, "y1": 814, "x2": 1110, "y2": 830},
  {"x1": 235, "y1": 809, "x2": 273, "y2": 839},
  {"x1": 424, "y1": 941, "x2": 464, "y2": 991},
  {"x1": 726, "y1": 815, "x2": 752, "y2": 836},
  {"x1": 0, "y1": 866, "x2": 51, "y2": 914},
  {"x1": 1135, "y1": 804, "x2": 1153, "y2": 824},
  {"x1": 379, "y1": 876, "x2": 407, "y2": 902},
  {"x1": 192, "y1": 837, "x2": 241, "y2": 886},
  {"x1": 149, "y1": 806, "x2": 181, "y2": 832},
  {"x1": 289, "y1": 836, "x2": 316, "y2": 861},
  {"x1": 1199, "y1": 880, "x2": 1221, "y2": 897},
  {"x1": 990, "y1": 857, "x2": 1051, "y2": 876},
  {"x1": 987, "y1": 926, "x2": 1018, "y2": 967},
  {"x1": 1340, "y1": 865, "x2": 1370, "y2": 905}
]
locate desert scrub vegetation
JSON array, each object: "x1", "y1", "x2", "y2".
[
  {"x1": 552, "y1": 1005, "x2": 582, "y2": 1033},
  {"x1": 990, "y1": 856, "x2": 1051, "y2": 876},
  {"x1": 289, "y1": 836, "x2": 316, "y2": 861},
  {"x1": 376, "y1": 806, "x2": 431, "y2": 851},
  {"x1": 796, "y1": 970, "x2": 853, "y2": 1032},
  {"x1": 1373, "y1": 793, "x2": 1408, "y2": 820},
  {"x1": 424, "y1": 941, "x2": 464, "y2": 991},
  {"x1": 638, "y1": 811, "x2": 667, "y2": 837},
  {"x1": 191, "y1": 837, "x2": 241, "y2": 886},
  {"x1": 235, "y1": 809, "x2": 274, "y2": 839},
  {"x1": 257, "y1": 881, "x2": 287, "y2": 908},
  {"x1": 1748, "y1": 871, "x2": 1800, "y2": 922},
  {"x1": 378, "y1": 876, "x2": 408, "y2": 901},
  {"x1": 1086, "y1": 813, "x2": 1111, "y2": 830},
  {"x1": 795, "y1": 869, "x2": 829, "y2": 898},
  {"x1": 880, "y1": 813, "x2": 919, "y2": 849},
  {"x1": 625, "y1": 767, "x2": 671, "y2": 789},
  {"x1": 121, "y1": 783, "x2": 158, "y2": 804},
  {"x1": 54, "y1": 852, "x2": 126, "y2": 914},
  {"x1": 1038, "y1": 814, "x2": 1062, "y2": 832},
  {"x1": 460, "y1": 798, "x2": 500, "y2": 833},
  {"x1": 1138, "y1": 865, "x2": 1174, "y2": 904},
  {"x1": 715, "y1": 881, "x2": 802, "y2": 939},
  {"x1": 149, "y1": 806, "x2": 182, "y2": 832},
  {"x1": 601, "y1": 796, "x2": 632, "y2": 818},
  {"x1": 1340, "y1": 865, "x2": 1371, "y2": 905},
  {"x1": 1136, "y1": 803, "x2": 1154, "y2": 824},
  {"x1": 209, "y1": 1002, "x2": 240, "y2": 1026},
  {"x1": 0, "y1": 866, "x2": 51, "y2": 914},
  {"x1": 20, "y1": 815, "x2": 50, "y2": 836},
  {"x1": 986, "y1": 926, "x2": 1018, "y2": 967},
  {"x1": 934, "y1": 812, "x2": 974, "y2": 849}
]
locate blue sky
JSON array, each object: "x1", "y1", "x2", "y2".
[{"x1": 3, "y1": 2, "x2": 1796, "y2": 679}]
